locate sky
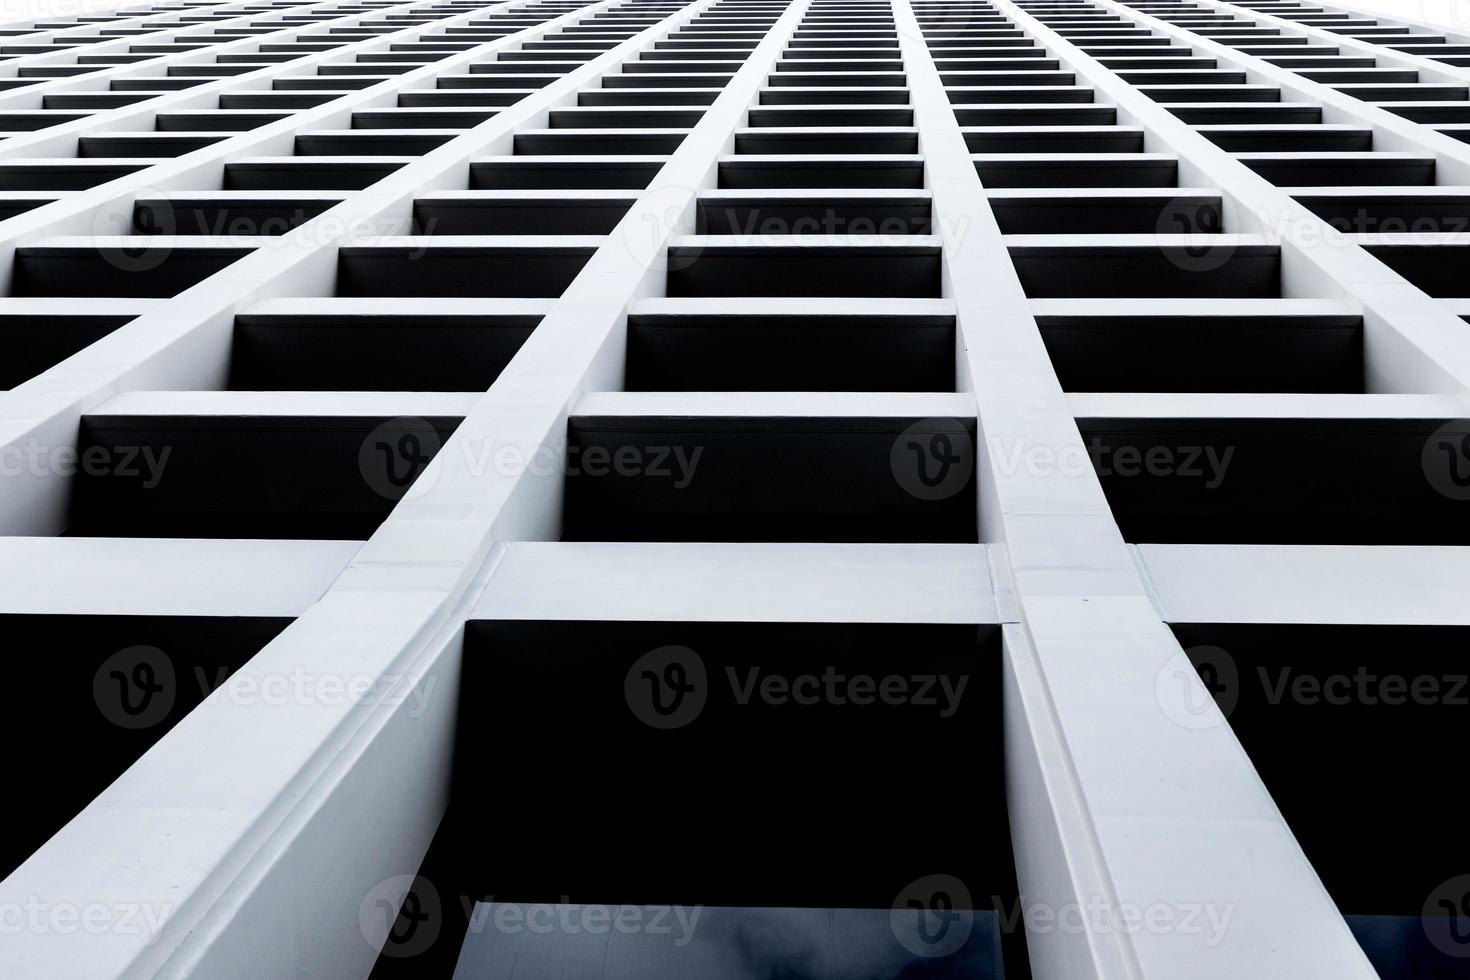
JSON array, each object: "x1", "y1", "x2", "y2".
[
  {"x1": 4, "y1": 0, "x2": 1470, "y2": 37},
  {"x1": 2, "y1": 0, "x2": 133, "y2": 21},
  {"x1": 1339, "y1": 0, "x2": 1470, "y2": 33}
]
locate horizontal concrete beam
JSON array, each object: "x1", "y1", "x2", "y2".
[
  {"x1": 1137, "y1": 543, "x2": 1470, "y2": 625},
  {"x1": 0, "y1": 537, "x2": 360, "y2": 616},
  {"x1": 475, "y1": 540, "x2": 1000, "y2": 621}
]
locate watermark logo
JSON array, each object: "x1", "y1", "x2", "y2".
[
  {"x1": 197, "y1": 666, "x2": 439, "y2": 716},
  {"x1": 90, "y1": 189, "x2": 176, "y2": 274},
  {"x1": 1089, "y1": 440, "x2": 1233, "y2": 488},
  {"x1": 93, "y1": 645, "x2": 175, "y2": 730},
  {"x1": 992, "y1": 895, "x2": 1233, "y2": 946},
  {"x1": 357, "y1": 426, "x2": 704, "y2": 502},
  {"x1": 0, "y1": 440, "x2": 170, "y2": 486},
  {"x1": 359, "y1": 417, "x2": 442, "y2": 502},
  {"x1": 0, "y1": 897, "x2": 173, "y2": 942},
  {"x1": 624, "y1": 647, "x2": 970, "y2": 729},
  {"x1": 1156, "y1": 645, "x2": 1237, "y2": 731},
  {"x1": 892, "y1": 874, "x2": 974, "y2": 959},
  {"x1": 987, "y1": 436, "x2": 1233, "y2": 488},
  {"x1": 1424, "y1": 876, "x2": 1470, "y2": 958},
  {"x1": 1158, "y1": 645, "x2": 1469, "y2": 729},
  {"x1": 625, "y1": 645, "x2": 708, "y2": 729},
  {"x1": 360, "y1": 874, "x2": 442, "y2": 959},
  {"x1": 1157, "y1": 195, "x2": 1236, "y2": 273},
  {"x1": 728, "y1": 665, "x2": 968, "y2": 717},
  {"x1": 891, "y1": 419, "x2": 974, "y2": 501},
  {"x1": 619, "y1": 185, "x2": 700, "y2": 273},
  {"x1": 467, "y1": 903, "x2": 701, "y2": 945},
  {"x1": 1423, "y1": 420, "x2": 1470, "y2": 501}
]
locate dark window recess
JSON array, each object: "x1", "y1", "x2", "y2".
[
  {"x1": 229, "y1": 312, "x2": 539, "y2": 392},
  {"x1": 0, "y1": 313, "x2": 135, "y2": 389},
  {"x1": 1079, "y1": 417, "x2": 1470, "y2": 545},
  {"x1": 0, "y1": 614, "x2": 289, "y2": 879},
  {"x1": 626, "y1": 312, "x2": 956, "y2": 392},
  {"x1": 447, "y1": 903, "x2": 1008, "y2": 978},
  {"x1": 1038, "y1": 313, "x2": 1363, "y2": 393},
  {"x1": 562, "y1": 415, "x2": 978, "y2": 543},
  {"x1": 69, "y1": 414, "x2": 463, "y2": 539},
  {"x1": 1171, "y1": 624, "x2": 1470, "y2": 979},
  {"x1": 368, "y1": 621, "x2": 1027, "y2": 980}
]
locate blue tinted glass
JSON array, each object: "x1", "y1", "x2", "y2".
[
  {"x1": 1346, "y1": 914, "x2": 1470, "y2": 979},
  {"x1": 452, "y1": 904, "x2": 1005, "y2": 979}
]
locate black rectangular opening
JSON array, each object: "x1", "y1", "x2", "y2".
[
  {"x1": 974, "y1": 156, "x2": 1177, "y2": 188},
  {"x1": 1078, "y1": 417, "x2": 1470, "y2": 544},
  {"x1": 69, "y1": 414, "x2": 462, "y2": 539},
  {"x1": 1242, "y1": 155, "x2": 1435, "y2": 187},
  {"x1": 470, "y1": 158, "x2": 666, "y2": 189},
  {"x1": 562, "y1": 414, "x2": 977, "y2": 542},
  {"x1": 696, "y1": 195, "x2": 932, "y2": 235},
  {"x1": 1039, "y1": 313, "x2": 1363, "y2": 392},
  {"x1": 963, "y1": 128, "x2": 1143, "y2": 153},
  {"x1": 446, "y1": 903, "x2": 1009, "y2": 979},
  {"x1": 134, "y1": 197, "x2": 340, "y2": 236},
  {"x1": 718, "y1": 158, "x2": 926, "y2": 189},
  {"x1": 230, "y1": 311, "x2": 539, "y2": 390},
  {"x1": 336, "y1": 244, "x2": 596, "y2": 298},
  {"x1": 1363, "y1": 244, "x2": 1470, "y2": 298},
  {"x1": 1171, "y1": 623, "x2": 1470, "y2": 979},
  {"x1": 667, "y1": 244, "x2": 942, "y2": 297},
  {"x1": 1166, "y1": 104, "x2": 1320, "y2": 124},
  {"x1": 990, "y1": 193, "x2": 1218, "y2": 234},
  {"x1": 365, "y1": 620, "x2": 1025, "y2": 980},
  {"x1": 157, "y1": 110, "x2": 291, "y2": 131},
  {"x1": 12, "y1": 245, "x2": 253, "y2": 298},
  {"x1": 1297, "y1": 195, "x2": 1470, "y2": 234},
  {"x1": 0, "y1": 313, "x2": 135, "y2": 388},
  {"x1": 1198, "y1": 127, "x2": 1372, "y2": 152},
  {"x1": 224, "y1": 159, "x2": 406, "y2": 191},
  {"x1": 296, "y1": 131, "x2": 458, "y2": 155},
  {"x1": 627, "y1": 310, "x2": 956, "y2": 391},
  {"x1": 736, "y1": 129, "x2": 918, "y2": 153},
  {"x1": 0, "y1": 614, "x2": 290, "y2": 879},
  {"x1": 79, "y1": 133, "x2": 227, "y2": 158},
  {"x1": 1009, "y1": 245, "x2": 1281, "y2": 298},
  {"x1": 413, "y1": 196, "x2": 636, "y2": 234},
  {"x1": 0, "y1": 162, "x2": 147, "y2": 192}
]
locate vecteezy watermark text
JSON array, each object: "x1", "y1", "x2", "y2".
[
  {"x1": 727, "y1": 665, "x2": 968, "y2": 718},
  {"x1": 0, "y1": 897, "x2": 172, "y2": 943},
  {"x1": 93, "y1": 645, "x2": 438, "y2": 730},
  {"x1": 990, "y1": 436, "x2": 1234, "y2": 489},
  {"x1": 0, "y1": 440, "x2": 170, "y2": 487},
  {"x1": 360, "y1": 874, "x2": 702, "y2": 959},
  {"x1": 1157, "y1": 645, "x2": 1469, "y2": 730},
  {"x1": 625, "y1": 646, "x2": 969, "y2": 729}
]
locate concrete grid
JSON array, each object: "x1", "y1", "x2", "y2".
[{"x1": 0, "y1": 0, "x2": 1467, "y2": 977}]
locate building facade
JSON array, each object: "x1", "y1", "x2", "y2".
[{"x1": 0, "y1": 0, "x2": 1468, "y2": 975}]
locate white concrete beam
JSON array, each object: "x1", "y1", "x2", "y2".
[{"x1": 0, "y1": 537, "x2": 361, "y2": 616}]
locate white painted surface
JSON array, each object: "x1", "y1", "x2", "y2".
[
  {"x1": 0, "y1": 4, "x2": 822, "y2": 980},
  {"x1": 572, "y1": 389, "x2": 975, "y2": 417},
  {"x1": 476, "y1": 541, "x2": 999, "y2": 622},
  {"x1": 1068, "y1": 391, "x2": 1468, "y2": 419},
  {"x1": 631, "y1": 295, "x2": 956, "y2": 316},
  {"x1": 1, "y1": 1, "x2": 1464, "y2": 979},
  {"x1": 0, "y1": 537, "x2": 360, "y2": 616},
  {"x1": 1138, "y1": 544, "x2": 1470, "y2": 625},
  {"x1": 89, "y1": 390, "x2": 483, "y2": 417}
]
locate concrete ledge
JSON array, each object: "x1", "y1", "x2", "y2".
[
  {"x1": 0, "y1": 537, "x2": 361, "y2": 616},
  {"x1": 476, "y1": 540, "x2": 999, "y2": 622},
  {"x1": 1137, "y1": 543, "x2": 1470, "y2": 625}
]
